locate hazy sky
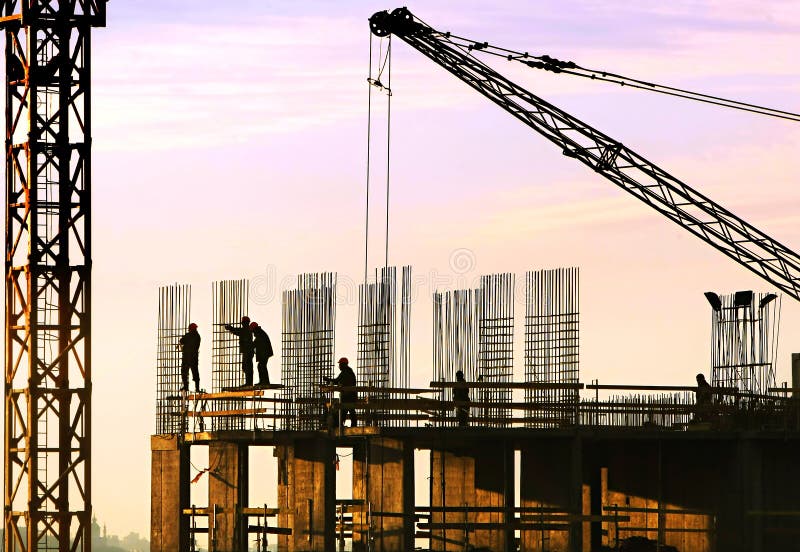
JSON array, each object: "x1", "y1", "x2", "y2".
[{"x1": 4, "y1": 0, "x2": 800, "y2": 538}]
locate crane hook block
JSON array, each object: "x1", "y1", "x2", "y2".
[{"x1": 370, "y1": 7, "x2": 426, "y2": 38}]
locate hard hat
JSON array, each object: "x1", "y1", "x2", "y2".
[
  {"x1": 338, "y1": 357, "x2": 349, "y2": 365},
  {"x1": 188, "y1": 323, "x2": 198, "y2": 331},
  {"x1": 249, "y1": 321, "x2": 259, "y2": 330},
  {"x1": 241, "y1": 316, "x2": 250, "y2": 324}
]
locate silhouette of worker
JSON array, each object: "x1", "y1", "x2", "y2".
[
  {"x1": 178, "y1": 323, "x2": 201, "y2": 392},
  {"x1": 694, "y1": 373, "x2": 713, "y2": 423},
  {"x1": 453, "y1": 370, "x2": 470, "y2": 427},
  {"x1": 328, "y1": 357, "x2": 357, "y2": 427},
  {"x1": 224, "y1": 316, "x2": 255, "y2": 387},
  {"x1": 250, "y1": 321, "x2": 273, "y2": 386}
]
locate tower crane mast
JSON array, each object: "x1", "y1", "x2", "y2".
[{"x1": 369, "y1": 8, "x2": 800, "y2": 301}]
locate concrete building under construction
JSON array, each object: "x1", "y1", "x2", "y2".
[{"x1": 150, "y1": 270, "x2": 800, "y2": 552}]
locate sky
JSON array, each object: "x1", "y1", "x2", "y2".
[{"x1": 3, "y1": 0, "x2": 800, "y2": 538}]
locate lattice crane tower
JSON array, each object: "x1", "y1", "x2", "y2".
[{"x1": 3, "y1": 1, "x2": 106, "y2": 550}]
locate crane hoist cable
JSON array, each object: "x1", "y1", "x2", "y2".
[
  {"x1": 364, "y1": 31, "x2": 373, "y2": 286},
  {"x1": 408, "y1": 13, "x2": 800, "y2": 123},
  {"x1": 365, "y1": 32, "x2": 393, "y2": 285}
]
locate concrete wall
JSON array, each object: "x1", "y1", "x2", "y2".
[
  {"x1": 151, "y1": 431, "x2": 800, "y2": 552},
  {"x1": 276, "y1": 437, "x2": 336, "y2": 551},
  {"x1": 520, "y1": 437, "x2": 584, "y2": 552},
  {"x1": 352, "y1": 437, "x2": 415, "y2": 551},
  {"x1": 431, "y1": 441, "x2": 514, "y2": 551}
]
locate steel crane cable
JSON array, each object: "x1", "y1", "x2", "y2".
[
  {"x1": 365, "y1": 31, "x2": 373, "y2": 286},
  {"x1": 365, "y1": 33, "x2": 394, "y2": 285},
  {"x1": 416, "y1": 23, "x2": 800, "y2": 123}
]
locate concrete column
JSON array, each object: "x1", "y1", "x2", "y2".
[
  {"x1": 277, "y1": 437, "x2": 336, "y2": 551},
  {"x1": 353, "y1": 437, "x2": 415, "y2": 552},
  {"x1": 208, "y1": 441, "x2": 249, "y2": 552},
  {"x1": 588, "y1": 457, "x2": 603, "y2": 551},
  {"x1": 276, "y1": 445, "x2": 292, "y2": 552},
  {"x1": 150, "y1": 435, "x2": 189, "y2": 552},
  {"x1": 430, "y1": 442, "x2": 514, "y2": 552},
  {"x1": 520, "y1": 438, "x2": 578, "y2": 552}
]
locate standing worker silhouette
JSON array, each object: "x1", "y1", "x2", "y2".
[
  {"x1": 694, "y1": 373, "x2": 713, "y2": 423},
  {"x1": 329, "y1": 357, "x2": 357, "y2": 427},
  {"x1": 224, "y1": 316, "x2": 255, "y2": 387},
  {"x1": 178, "y1": 323, "x2": 201, "y2": 392},
  {"x1": 250, "y1": 321, "x2": 273, "y2": 386},
  {"x1": 453, "y1": 370, "x2": 470, "y2": 427}
]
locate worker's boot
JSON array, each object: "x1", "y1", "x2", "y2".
[{"x1": 258, "y1": 365, "x2": 269, "y2": 386}]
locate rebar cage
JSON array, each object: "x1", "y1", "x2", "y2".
[
  {"x1": 525, "y1": 267, "x2": 580, "y2": 427},
  {"x1": 156, "y1": 284, "x2": 192, "y2": 434},
  {"x1": 709, "y1": 291, "x2": 781, "y2": 397},
  {"x1": 212, "y1": 279, "x2": 250, "y2": 431},
  {"x1": 281, "y1": 273, "x2": 337, "y2": 430}
]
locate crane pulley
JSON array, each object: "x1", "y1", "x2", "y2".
[{"x1": 369, "y1": 7, "x2": 800, "y2": 302}]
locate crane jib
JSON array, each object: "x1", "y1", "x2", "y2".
[{"x1": 369, "y1": 7, "x2": 800, "y2": 303}]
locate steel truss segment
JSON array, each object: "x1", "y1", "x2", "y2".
[
  {"x1": 1, "y1": 1, "x2": 107, "y2": 26},
  {"x1": 376, "y1": 8, "x2": 800, "y2": 301},
  {"x1": 5, "y1": 1, "x2": 99, "y2": 551}
]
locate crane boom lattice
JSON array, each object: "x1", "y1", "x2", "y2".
[{"x1": 370, "y1": 8, "x2": 800, "y2": 302}]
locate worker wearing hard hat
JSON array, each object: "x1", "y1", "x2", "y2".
[
  {"x1": 224, "y1": 315, "x2": 255, "y2": 387},
  {"x1": 327, "y1": 357, "x2": 358, "y2": 427},
  {"x1": 178, "y1": 323, "x2": 201, "y2": 392},
  {"x1": 250, "y1": 321, "x2": 273, "y2": 386}
]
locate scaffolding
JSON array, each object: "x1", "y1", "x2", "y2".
[
  {"x1": 212, "y1": 279, "x2": 250, "y2": 431},
  {"x1": 281, "y1": 273, "x2": 337, "y2": 430},
  {"x1": 156, "y1": 284, "x2": 192, "y2": 434},
  {"x1": 709, "y1": 291, "x2": 781, "y2": 397},
  {"x1": 525, "y1": 267, "x2": 580, "y2": 427}
]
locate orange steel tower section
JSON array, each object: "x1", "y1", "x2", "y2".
[{"x1": 3, "y1": 1, "x2": 105, "y2": 551}]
